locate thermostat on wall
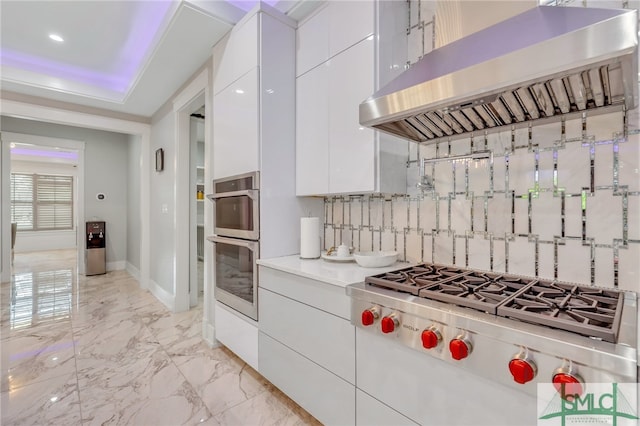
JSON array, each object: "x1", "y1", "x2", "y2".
[{"x1": 96, "y1": 193, "x2": 105, "y2": 200}]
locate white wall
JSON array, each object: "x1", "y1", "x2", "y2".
[
  {"x1": 149, "y1": 107, "x2": 176, "y2": 295},
  {"x1": 127, "y1": 134, "x2": 142, "y2": 275},
  {"x1": 1, "y1": 116, "x2": 130, "y2": 268}
]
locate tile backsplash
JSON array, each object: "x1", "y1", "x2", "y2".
[
  {"x1": 324, "y1": 111, "x2": 640, "y2": 291},
  {"x1": 324, "y1": 1, "x2": 639, "y2": 291}
]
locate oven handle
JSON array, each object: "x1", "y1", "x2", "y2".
[
  {"x1": 206, "y1": 189, "x2": 258, "y2": 201},
  {"x1": 207, "y1": 235, "x2": 259, "y2": 250}
]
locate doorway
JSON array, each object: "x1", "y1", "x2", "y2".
[
  {"x1": 190, "y1": 106, "x2": 205, "y2": 307},
  {"x1": 173, "y1": 82, "x2": 209, "y2": 313},
  {"x1": 170, "y1": 68, "x2": 210, "y2": 323},
  {"x1": 2, "y1": 133, "x2": 85, "y2": 275}
]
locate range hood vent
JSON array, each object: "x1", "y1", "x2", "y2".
[{"x1": 360, "y1": 6, "x2": 638, "y2": 143}]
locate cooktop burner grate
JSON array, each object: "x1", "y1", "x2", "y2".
[
  {"x1": 366, "y1": 264, "x2": 470, "y2": 296},
  {"x1": 496, "y1": 280, "x2": 624, "y2": 343},
  {"x1": 365, "y1": 263, "x2": 625, "y2": 343},
  {"x1": 417, "y1": 272, "x2": 537, "y2": 314}
]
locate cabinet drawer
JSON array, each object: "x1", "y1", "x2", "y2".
[
  {"x1": 259, "y1": 332, "x2": 355, "y2": 425},
  {"x1": 258, "y1": 266, "x2": 350, "y2": 319},
  {"x1": 356, "y1": 390, "x2": 418, "y2": 426},
  {"x1": 259, "y1": 288, "x2": 355, "y2": 383},
  {"x1": 214, "y1": 302, "x2": 258, "y2": 371}
]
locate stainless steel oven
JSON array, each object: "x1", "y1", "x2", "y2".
[
  {"x1": 208, "y1": 235, "x2": 259, "y2": 321},
  {"x1": 208, "y1": 172, "x2": 259, "y2": 241},
  {"x1": 207, "y1": 171, "x2": 260, "y2": 321}
]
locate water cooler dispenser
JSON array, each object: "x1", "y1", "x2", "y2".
[{"x1": 86, "y1": 221, "x2": 106, "y2": 275}]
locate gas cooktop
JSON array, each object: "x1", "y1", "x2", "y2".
[
  {"x1": 365, "y1": 264, "x2": 624, "y2": 343},
  {"x1": 349, "y1": 263, "x2": 637, "y2": 399}
]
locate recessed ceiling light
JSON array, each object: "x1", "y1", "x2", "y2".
[{"x1": 49, "y1": 34, "x2": 64, "y2": 42}]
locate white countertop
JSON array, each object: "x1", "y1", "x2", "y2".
[{"x1": 257, "y1": 255, "x2": 409, "y2": 288}]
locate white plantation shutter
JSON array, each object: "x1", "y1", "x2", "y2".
[
  {"x1": 36, "y1": 175, "x2": 73, "y2": 229},
  {"x1": 10, "y1": 173, "x2": 34, "y2": 230},
  {"x1": 10, "y1": 173, "x2": 74, "y2": 231}
]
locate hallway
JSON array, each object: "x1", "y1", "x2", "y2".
[{"x1": 1, "y1": 250, "x2": 319, "y2": 425}]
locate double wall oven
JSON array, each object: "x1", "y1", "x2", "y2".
[{"x1": 207, "y1": 172, "x2": 260, "y2": 321}]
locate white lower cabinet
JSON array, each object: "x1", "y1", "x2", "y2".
[
  {"x1": 214, "y1": 302, "x2": 258, "y2": 371},
  {"x1": 258, "y1": 265, "x2": 429, "y2": 425},
  {"x1": 258, "y1": 266, "x2": 356, "y2": 424},
  {"x1": 258, "y1": 332, "x2": 355, "y2": 425},
  {"x1": 259, "y1": 288, "x2": 355, "y2": 383},
  {"x1": 259, "y1": 266, "x2": 351, "y2": 319},
  {"x1": 356, "y1": 390, "x2": 418, "y2": 426}
]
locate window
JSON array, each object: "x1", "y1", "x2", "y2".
[{"x1": 10, "y1": 173, "x2": 74, "y2": 231}]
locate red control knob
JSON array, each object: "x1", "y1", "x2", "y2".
[
  {"x1": 421, "y1": 328, "x2": 441, "y2": 349},
  {"x1": 449, "y1": 337, "x2": 471, "y2": 360},
  {"x1": 553, "y1": 372, "x2": 584, "y2": 400},
  {"x1": 361, "y1": 308, "x2": 379, "y2": 326},
  {"x1": 380, "y1": 315, "x2": 398, "y2": 334},
  {"x1": 509, "y1": 358, "x2": 537, "y2": 384}
]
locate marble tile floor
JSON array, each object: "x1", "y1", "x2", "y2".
[{"x1": 1, "y1": 249, "x2": 321, "y2": 426}]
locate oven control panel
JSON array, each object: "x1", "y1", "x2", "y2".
[{"x1": 351, "y1": 297, "x2": 633, "y2": 397}]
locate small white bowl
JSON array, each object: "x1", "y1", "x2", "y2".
[{"x1": 353, "y1": 251, "x2": 398, "y2": 268}]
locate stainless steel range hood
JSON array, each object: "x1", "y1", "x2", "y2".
[{"x1": 360, "y1": 6, "x2": 638, "y2": 143}]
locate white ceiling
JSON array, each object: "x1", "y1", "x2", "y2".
[{"x1": 0, "y1": 0, "x2": 321, "y2": 119}]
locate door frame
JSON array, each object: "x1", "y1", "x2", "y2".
[
  {"x1": 1, "y1": 132, "x2": 85, "y2": 272},
  {"x1": 0, "y1": 99, "x2": 151, "y2": 289},
  {"x1": 172, "y1": 68, "x2": 210, "y2": 313}
]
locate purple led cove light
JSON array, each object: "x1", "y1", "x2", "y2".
[
  {"x1": 1, "y1": 48, "x2": 130, "y2": 92},
  {"x1": 11, "y1": 148, "x2": 78, "y2": 160},
  {"x1": 0, "y1": 1, "x2": 173, "y2": 93},
  {"x1": 116, "y1": 0, "x2": 173, "y2": 89},
  {"x1": 226, "y1": 0, "x2": 280, "y2": 12}
]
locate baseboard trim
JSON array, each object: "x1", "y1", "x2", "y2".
[
  {"x1": 125, "y1": 262, "x2": 140, "y2": 280},
  {"x1": 106, "y1": 260, "x2": 126, "y2": 271},
  {"x1": 148, "y1": 279, "x2": 175, "y2": 311},
  {"x1": 203, "y1": 321, "x2": 220, "y2": 348}
]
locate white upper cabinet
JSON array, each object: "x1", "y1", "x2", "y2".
[
  {"x1": 296, "y1": 1, "x2": 374, "y2": 77},
  {"x1": 328, "y1": 1, "x2": 374, "y2": 57},
  {"x1": 295, "y1": 7, "x2": 329, "y2": 77},
  {"x1": 213, "y1": 67, "x2": 259, "y2": 179},
  {"x1": 296, "y1": 62, "x2": 330, "y2": 195},
  {"x1": 212, "y1": 6, "x2": 297, "y2": 182},
  {"x1": 295, "y1": 0, "x2": 408, "y2": 196},
  {"x1": 213, "y1": 14, "x2": 258, "y2": 95},
  {"x1": 328, "y1": 38, "x2": 375, "y2": 194}
]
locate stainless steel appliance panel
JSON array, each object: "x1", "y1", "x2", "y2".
[
  {"x1": 85, "y1": 221, "x2": 106, "y2": 276},
  {"x1": 86, "y1": 247, "x2": 106, "y2": 276},
  {"x1": 209, "y1": 235, "x2": 259, "y2": 321},
  {"x1": 208, "y1": 172, "x2": 259, "y2": 240},
  {"x1": 360, "y1": 6, "x2": 638, "y2": 143}
]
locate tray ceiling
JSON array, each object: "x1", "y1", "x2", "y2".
[{"x1": 0, "y1": 0, "x2": 317, "y2": 118}]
